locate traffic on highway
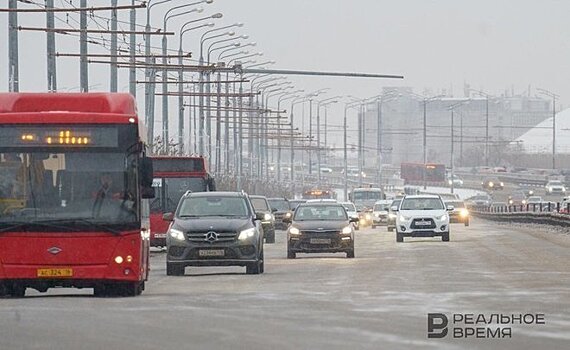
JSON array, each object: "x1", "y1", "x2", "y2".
[{"x1": 1, "y1": 1, "x2": 570, "y2": 350}]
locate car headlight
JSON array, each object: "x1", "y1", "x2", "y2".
[
  {"x1": 489, "y1": 182, "x2": 494, "y2": 187},
  {"x1": 459, "y1": 209, "x2": 469, "y2": 217},
  {"x1": 448, "y1": 180, "x2": 453, "y2": 185},
  {"x1": 509, "y1": 199, "x2": 513, "y2": 205},
  {"x1": 341, "y1": 226, "x2": 352, "y2": 234},
  {"x1": 238, "y1": 227, "x2": 256, "y2": 240},
  {"x1": 522, "y1": 200, "x2": 527, "y2": 205},
  {"x1": 435, "y1": 214, "x2": 449, "y2": 221},
  {"x1": 548, "y1": 187, "x2": 553, "y2": 192},
  {"x1": 365, "y1": 214, "x2": 372, "y2": 221},
  {"x1": 399, "y1": 215, "x2": 411, "y2": 221},
  {"x1": 284, "y1": 212, "x2": 292, "y2": 218},
  {"x1": 169, "y1": 228, "x2": 185, "y2": 241},
  {"x1": 528, "y1": 190, "x2": 534, "y2": 195},
  {"x1": 289, "y1": 227, "x2": 301, "y2": 235},
  {"x1": 388, "y1": 213, "x2": 397, "y2": 219},
  {"x1": 500, "y1": 182, "x2": 504, "y2": 187},
  {"x1": 263, "y1": 213, "x2": 273, "y2": 221}
]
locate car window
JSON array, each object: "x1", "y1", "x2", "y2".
[
  {"x1": 178, "y1": 197, "x2": 249, "y2": 217},
  {"x1": 268, "y1": 199, "x2": 289, "y2": 211},
  {"x1": 373, "y1": 204, "x2": 390, "y2": 211},
  {"x1": 401, "y1": 198, "x2": 444, "y2": 210},
  {"x1": 250, "y1": 198, "x2": 270, "y2": 211},
  {"x1": 294, "y1": 206, "x2": 348, "y2": 221}
]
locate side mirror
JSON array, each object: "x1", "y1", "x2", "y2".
[
  {"x1": 140, "y1": 156, "x2": 155, "y2": 199},
  {"x1": 349, "y1": 216, "x2": 359, "y2": 223},
  {"x1": 271, "y1": 208, "x2": 278, "y2": 213},
  {"x1": 447, "y1": 205, "x2": 455, "y2": 211},
  {"x1": 255, "y1": 212, "x2": 265, "y2": 221},
  {"x1": 162, "y1": 212, "x2": 174, "y2": 222},
  {"x1": 390, "y1": 206, "x2": 398, "y2": 212}
]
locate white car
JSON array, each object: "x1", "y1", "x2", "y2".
[
  {"x1": 545, "y1": 180, "x2": 566, "y2": 195},
  {"x1": 341, "y1": 202, "x2": 360, "y2": 230},
  {"x1": 394, "y1": 195, "x2": 451, "y2": 242},
  {"x1": 371, "y1": 200, "x2": 392, "y2": 228}
]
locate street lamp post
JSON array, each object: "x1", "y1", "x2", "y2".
[
  {"x1": 537, "y1": 88, "x2": 559, "y2": 170},
  {"x1": 448, "y1": 100, "x2": 470, "y2": 194},
  {"x1": 344, "y1": 102, "x2": 361, "y2": 200},
  {"x1": 277, "y1": 91, "x2": 303, "y2": 182},
  {"x1": 316, "y1": 97, "x2": 340, "y2": 185}
]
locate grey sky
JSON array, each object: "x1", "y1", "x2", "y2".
[{"x1": 1, "y1": 0, "x2": 569, "y2": 144}]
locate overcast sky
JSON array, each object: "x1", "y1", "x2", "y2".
[{"x1": 1, "y1": 0, "x2": 569, "y2": 144}]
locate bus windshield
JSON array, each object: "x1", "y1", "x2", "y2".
[
  {"x1": 151, "y1": 177, "x2": 207, "y2": 213},
  {"x1": 0, "y1": 151, "x2": 139, "y2": 231}
]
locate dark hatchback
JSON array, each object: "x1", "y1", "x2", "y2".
[
  {"x1": 249, "y1": 195, "x2": 276, "y2": 244},
  {"x1": 164, "y1": 192, "x2": 265, "y2": 275},
  {"x1": 285, "y1": 203, "x2": 358, "y2": 259}
]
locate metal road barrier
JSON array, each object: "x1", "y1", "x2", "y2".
[{"x1": 471, "y1": 202, "x2": 570, "y2": 227}]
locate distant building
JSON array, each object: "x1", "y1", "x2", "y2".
[{"x1": 361, "y1": 87, "x2": 552, "y2": 167}]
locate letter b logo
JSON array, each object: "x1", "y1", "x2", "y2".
[{"x1": 428, "y1": 313, "x2": 448, "y2": 338}]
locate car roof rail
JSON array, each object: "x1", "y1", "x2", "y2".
[{"x1": 184, "y1": 190, "x2": 193, "y2": 197}]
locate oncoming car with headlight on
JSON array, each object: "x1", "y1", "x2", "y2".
[
  {"x1": 163, "y1": 192, "x2": 265, "y2": 275},
  {"x1": 394, "y1": 195, "x2": 452, "y2": 242},
  {"x1": 482, "y1": 177, "x2": 504, "y2": 191},
  {"x1": 249, "y1": 195, "x2": 276, "y2": 243},
  {"x1": 284, "y1": 203, "x2": 359, "y2": 259},
  {"x1": 445, "y1": 200, "x2": 470, "y2": 226}
]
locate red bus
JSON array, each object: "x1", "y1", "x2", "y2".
[
  {"x1": 400, "y1": 163, "x2": 446, "y2": 184},
  {"x1": 0, "y1": 93, "x2": 155, "y2": 297},
  {"x1": 150, "y1": 156, "x2": 215, "y2": 247},
  {"x1": 302, "y1": 188, "x2": 336, "y2": 200}
]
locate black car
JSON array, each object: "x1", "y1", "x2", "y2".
[
  {"x1": 249, "y1": 195, "x2": 276, "y2": 243},
  {"x1": 482, "y1": 177, "x2": 504, "y2": 191},
  {"x1": 164, "y1": 191, "x2": 265, "y2": 275},
  {"x1": 268, "y1": 197, "x2": 292, "y2": 230},
  {"x1": 285, "y1": 203, "x2": 358, "y2": 259}
]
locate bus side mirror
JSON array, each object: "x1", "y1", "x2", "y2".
[{"x1": 140, "y1": 156, "x2": 155, "y2": 199}]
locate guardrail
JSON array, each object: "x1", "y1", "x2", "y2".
[{"x1": 471, "y1": 202, "x2": 570, "y2": 227}]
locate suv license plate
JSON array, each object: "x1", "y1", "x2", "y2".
[
  {"x1": 416, "y1": 221, "x2": 430, "y2": 226},
  {"x1": 310, "y1": 238, "x2": 331, "y2": 244},
  {"x1": 199, "y1": 249, "x2": 225, "y2": 257}
]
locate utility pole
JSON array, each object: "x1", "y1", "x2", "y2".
[
  {"x1": 376, "y1": 98, "x2": 382, "y2": 188},
  {"x1": 46, "y1": 0, "x2": 56, "y2": 92},
  {"x1": 110, "y1": 0, "x2": 118, "y2": 92},
  {"x1": 79, "y1": 0, "x2": 88, "y2": 92},
  {"x1": 8, "y1": 0, "x2": 19, "y2": 92},
  {"x1": 129, "y1": 0, "x2": 136, "y2": 97}
]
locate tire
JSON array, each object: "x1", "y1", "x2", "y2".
[
  {"x1": 464, "y1": 220, "x2": 470, "y2": 227},
  {"x1": 396, "y1": 232, "x2": 404, "y2": 243},
  {"x1": 246, "y1": 261, "x2": 262, "y2": 274},
  {"x1": 442, "y1": 231, "x2": 450, "y2": 242},
  {"x1": 354, "y1": 225, "x2": 359, "y2": 231},
  {"x1": 166, "y1": 262, "x2": 185, "y2": 276},
  {"x1": 371, "y1": 225, "x2": 376, "y2": 229},
  {"x1": 346, "y1": 247, "x2": 355, "y2": 258},
  {"x1": 93, "y1": 285, "x2": 106, "y2": 297},
  {"x1": 265, "y1": 230, "x2": 275, "y2": 244},
  {"x1": 287, "y1": 250, "x2": 296, "y2": 259},
  {"x1": 388, "y1": 226, "x2": 394, "y2": 232},
  {"x1": 10, "y1": 285, "x2": 26, "y2": 298}
]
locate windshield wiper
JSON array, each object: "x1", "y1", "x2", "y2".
[{"x1": 22, "y1": 218, "x2": 123, "y2": 235}]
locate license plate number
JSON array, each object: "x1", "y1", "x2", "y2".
[
  {"x1": 310, "y1": 238, "x2": 331, "y2": 244},
  {"x1": 37, "y1": 268, "x2": 73, "y2": 278},
  {"x1": 416, "y1": 221, "x2": 430, "y2": 226},
  {"x1": 154, "y1": 233, "x2": 166, "y2": 238},
  {"x1": 199, "y1": 249, "x2": 225, "y2": 257}
]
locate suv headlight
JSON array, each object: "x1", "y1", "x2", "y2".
[
  {"x1": 238, "y1": 227, "x2": 256, "y2": 240},
  {"x1": 263, "y1": 213, "x2": 273, "y2": 221},
  {"x1": 399, "y1": 215, "x2": 411, "y2": 221},
  {"x1": 169, "y1": 228, "x2": 185, "y2": 241},
  {"x1": 289, "y1": 227, "x2": 301, "y2": 235},
  {"x1": 341, "y1": 226, "x2": 352, "y2": 234},
  {"x1": 459, "y1": 209, "x2": 469, "y2": 217},
  {"x1": 284, "y1": 212, "x2": 292, "y2": 218},
  {"x1": 435, "y1": 214, "x2": 449, "y2": 221}
]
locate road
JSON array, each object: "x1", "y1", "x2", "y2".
[{"x1": 1, "y1": 220, "x2": 569, "y2": 350}]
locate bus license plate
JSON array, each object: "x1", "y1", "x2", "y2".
[
  {"x1": 310, "y1": 238, "x2": 331, "y2": 244},
  {"x1": 199, "y1": 249, "x2": 225, "y2": 257},
  {"x1": 37, "y1": 268, "x2": 73, "y2": 278}
]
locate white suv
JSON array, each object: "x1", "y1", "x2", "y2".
[
  {"x1": 545, "y1": 180, "x2": 566, "y2": 195},
  {"x1": 394, "y1": 195, "x2": 451, "y2": 242}
]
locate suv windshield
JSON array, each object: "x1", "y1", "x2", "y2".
[
  {"x1": 178, "y1": 196, "x2": 249, "y2": 217},
  {"x1": 268, "y1": 199, "x2": 289, "y2": 211},
  {"x1": 400, "y1": 198, "x2": 444, "y2": 210},
  {"x1": 250, "y1": 198, "x2": 270, "y2": 211},
  {"x1": 294, "y1": 205, "x2": 348, "y2": 221}
]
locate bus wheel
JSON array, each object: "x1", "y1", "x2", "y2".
[
  {"x1": 123, "y1": 282, "x2": 144, "y2": 297},
  {"x1": 10, "y1": 284, "x2": 26, "y2": 298},
  {"x1": 93, "y1": 285, "x2": 106, "y2": 297}
]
